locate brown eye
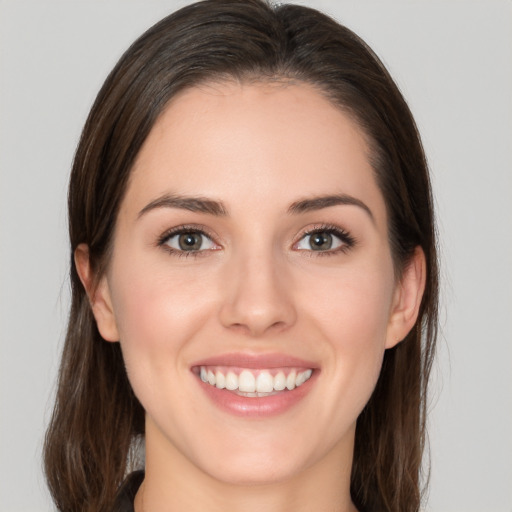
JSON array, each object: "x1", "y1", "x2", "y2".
[
  {"x1": 164, "y1": 230, "x2": 216, "y2": 252},
  {"x1": 295, "y1": 228, "x2": 353, "y2": 253},
  {"x1": 309, "y1": 232, "x2": 333, "y2": 251},
  {"x1": 178, "y1": 232, "x2": 203, "y2": 251}
]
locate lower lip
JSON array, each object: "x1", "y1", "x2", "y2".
[{"x1": 195, "y1": 372, "x2": 317, "y2": 417}]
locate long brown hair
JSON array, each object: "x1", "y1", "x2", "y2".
[{"x1": 44, "y1": 1, "x2": 438, "y2": 511}]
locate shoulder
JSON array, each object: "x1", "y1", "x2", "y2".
[{"x1": 113, "y1": 471, "x2": 144, "y2": 512}]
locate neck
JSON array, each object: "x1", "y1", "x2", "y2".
[{"x1": 136, "y1": 419, "x2": 358, "y2": 512}]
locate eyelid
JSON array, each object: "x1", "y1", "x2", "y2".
[
  {"x1": 293, "y1": 223, "x2": 356, "y2": 253},
  {"x1": 156, "y1": 222, "x2": 355, "y2": 257},
  {"x1": 157, "y1": 224, "x2": 222, "y2": 254}
]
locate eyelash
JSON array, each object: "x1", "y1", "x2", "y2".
[
  {"x1": 157, "y1": 223, "x2": 356, "y2": 258},
  {"x1": 157, "y1": 224, "x2": 218, "y2": 258},
  {"x1": 295, "y1": 224, "x2": 356, "y2": 256}
]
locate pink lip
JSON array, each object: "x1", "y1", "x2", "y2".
[
  {"x1": 191, "y1": 352, "x2": 318, "y2": 369},
  {"x1": 191, "y1": 352, "x2": 319, "y2": 417}
]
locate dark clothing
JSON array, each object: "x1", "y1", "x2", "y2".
[{"x1": 113, "y1": 471, "x2": 144, "y2": 512}]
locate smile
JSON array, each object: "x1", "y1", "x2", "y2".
[
  {"x1": 199, "y1": 366, "x2": 313, "y2": 396},
  {"x1": 191, "y1": 354, "x2": 318, "y2": 416}
]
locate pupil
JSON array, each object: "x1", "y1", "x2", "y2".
[
  {"x1": 311, "y1": 232, "x2": 332, "y2": 250},
  {"x1": 179, "y1": 233, "x2": 201, "y2": 251}
]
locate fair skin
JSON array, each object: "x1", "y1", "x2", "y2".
[{"x1": 76, "y1": 81, "x2": 425, "y2": 512}]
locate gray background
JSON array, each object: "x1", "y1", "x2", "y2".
[{"x1": 1, "y1": 1, "x2": 511, "y2": 510}]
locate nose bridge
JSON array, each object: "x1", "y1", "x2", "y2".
[{"x1": 219, "y1": 243, "x2": 296, "y2": 336}]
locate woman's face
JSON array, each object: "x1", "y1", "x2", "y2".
[{"x1": 89, "y1": 81, "x2": 421, "y2": 485}]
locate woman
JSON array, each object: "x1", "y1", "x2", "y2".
[{"x1": 43, "y1": 1, "x2": 438, "y2": 511}]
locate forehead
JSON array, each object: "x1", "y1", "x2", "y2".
[{"x1": 126, "y1": 80, "x2": 386, "y2": 225}]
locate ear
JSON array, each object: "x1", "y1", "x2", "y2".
[
  {"x1": 74, "y1": 243, "x2": 119, "y2": 342},
  {"x1": 385, "y1": 246, "x2": 426, "y2": 349}
]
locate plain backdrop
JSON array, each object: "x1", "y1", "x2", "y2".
[{"x1": 1, "y1": 1, "x2": 511, "y2": 511}]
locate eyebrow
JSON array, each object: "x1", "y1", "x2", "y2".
[
  {"x1": 138, "y1": 193, "x2": 228, "y2": 218},
  {"x1": 138, "y1": 192, "x2": 374, "y2": 222},
  {"x1": 287, "y1": 194, "x2": 374, "y2": 222}
]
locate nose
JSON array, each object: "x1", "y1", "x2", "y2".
[{"x1": 218, "y1": 250, "x2": 297, "y2": 337}]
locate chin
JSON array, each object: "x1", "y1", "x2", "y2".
[
  {"x1": 200, "y1": 450, "x2": 309, "y2": 486},
  {"x1": 184, "y1": 421, "x2": 347, "y2": 488}
]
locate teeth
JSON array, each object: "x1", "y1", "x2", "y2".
[
  {"x1": 239, "y1": 370, "x2": 256, "y2": 392},
  {"x1": 256, "y1": 372, "x2": 274, "y2": 393},
  {"x1": 215, "y1": 370, "x2": 225, "y2": 389},
  {"x1": 296, "y1": 369, "x2": 312, "y2": 386},
  {"x1": 199, "y1": 367, "x2": 313, "y2": 393},
  {"x1": 225, "y1": 371, "x2": 238, "y2": 391},
  {"x1": 273, "y1": 372, "x2": 286, "y2": 391},
  {"x1": 286, "y1": 371, "x2": 296, "y2": 390}
]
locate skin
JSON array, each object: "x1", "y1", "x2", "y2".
[{"x1": 76, "y1": 81, "x2": 425, "y2": 512}]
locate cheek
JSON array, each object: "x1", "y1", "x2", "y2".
[
  {"x1": 107, "y1": 258, "x2": 218, "y2": 385},
  {"x1": 301, "y1": 264, "x2": 395, "y2": 407},
  {"x1": 303, "y1": 260, "x2": 394, "y2": 344},
  {"x1": 111, "y1": 254, "x2": 210, "y2": 334}
]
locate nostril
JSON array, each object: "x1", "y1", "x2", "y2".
[
  {"x1": 226, "y1": 319, "x2": 291, "y2": 337},
  {"x1": 218, "y1": 263, "x2": 297, "y2": 335}
]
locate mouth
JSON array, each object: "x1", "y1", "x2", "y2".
[
  {"x1": 196, "y1": 366, "x2": 314, "y2": 397},
  {"x1": 191, "y1": 354, "x2": 318, "y2": 417}
]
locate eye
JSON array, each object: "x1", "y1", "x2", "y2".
[
  {"x1": 295, "y1": 227, "x2": 354, "y2": 253},
  {"x1": 160, "y1": 228, "x2": 217, "y2": 253}
]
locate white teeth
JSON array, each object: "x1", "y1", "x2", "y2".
[
  {"x1": 273, "y1": 371, "x2": 286, "y2": 391},
  {"x1": 225, "y1": 371, "x2": 238, "y2": 391},
  {"x1": 239, "y1": 370, "x2": 256, "y2": 392},
  {"x1": 215, "y1": 370, "x2": 225, "y2": 389},
  {"x1": 296, "y1": 369, "x2": 311, "y2": 386},
  {"x1": 256, "y1": 372, "x2": 274, "y2": 393},
  {"x1": 199, "y1": 367, "x2": 313, "y2": 393},
  {"x1": 302, "y1": 369, "x2": 313, "y2": 383},
  {"x1": 286, "y1": 371, "x2": 297, "y2": 390}
]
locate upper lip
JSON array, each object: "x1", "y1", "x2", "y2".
[{"x1": 191, "y1": 352, "x2": 318, "y2": 369}]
